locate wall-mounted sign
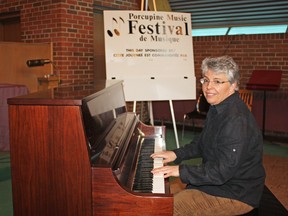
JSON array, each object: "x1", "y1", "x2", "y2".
[{"x1": 104, "y1": 10, "x2": 196, "y2": 101}]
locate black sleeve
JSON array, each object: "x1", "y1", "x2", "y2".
[{"x1": 173, "y1": 134, "x2": 203, "y2": 164}]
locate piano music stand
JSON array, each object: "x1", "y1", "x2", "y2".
[{"x1": 246, "y1": 70, "x2": 282, "y2": 137}]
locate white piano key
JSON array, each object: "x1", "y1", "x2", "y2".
[{"x1": 152, "y1": 137, "x2": 165, "y2": 194}]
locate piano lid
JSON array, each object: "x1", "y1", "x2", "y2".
[
  {"x1": 7, "y1": 79, "x2": 125, "y2": 106},
  {"x1": 81, "y1": 80, "x2": 127, "y2": 153},
  {"x1": 90, "y1": 112, "x2": 138, "y2": 165}
]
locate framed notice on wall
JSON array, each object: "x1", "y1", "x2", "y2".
[{"x1": 104, "y1": 10, "x2": 196, "y2": 101}]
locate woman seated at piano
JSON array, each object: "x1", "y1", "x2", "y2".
[{"x1": 151, "y1": 56, "x2": 265, "y2": 216}]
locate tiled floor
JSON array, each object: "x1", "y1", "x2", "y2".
[
  {"x1": 263, "y1": 155, "x2": 288, "y2": 209},
  {"x1": 0, "y1": 152, "x2": 13, "y2": 216}
]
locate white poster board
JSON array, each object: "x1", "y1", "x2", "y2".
[{"x1": 104, "y1": 10, "x2": 196, "y2": 101}]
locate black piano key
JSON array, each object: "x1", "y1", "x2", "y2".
[
  {"x1": 133, "y1": 189, "x2": 152, "y2": 193},
  {"x1": 132, "y1": 138, "x2": 158, "y2": 193}
]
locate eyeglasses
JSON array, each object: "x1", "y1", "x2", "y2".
[{"x1": 200, "y1": 78, "x2": 230, "y2": 86}]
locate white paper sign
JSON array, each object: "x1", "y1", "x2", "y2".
[{"x1": 104, "y1": 10, "x2": 196, "y2": 101}]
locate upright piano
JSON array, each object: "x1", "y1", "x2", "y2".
[{"x1": 8, "y1": 80, "x2": 173, "y2": 216}]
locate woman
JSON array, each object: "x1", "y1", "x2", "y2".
[{"x1": 151, "y1": 56, "x2": 265, "y2": 215}]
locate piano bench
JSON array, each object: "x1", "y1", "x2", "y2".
[{"x1": 240, "y1": 185, "x2": 288, "y2": 216}]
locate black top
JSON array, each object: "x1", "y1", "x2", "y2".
[{"x1": 173, "y1": 91, "x2": 266, "y2": 208}]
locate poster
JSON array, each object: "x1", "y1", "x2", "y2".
[{"x1": 104, "y1": 10, "x2": 196, "y2": 101}]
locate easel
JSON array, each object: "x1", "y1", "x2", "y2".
[
  {"x1": 141, "y1": 0, "x2": 157, "y2": 11},
  {"x1": 136, "y1": 0, "x2": 180, "y2": 148}
]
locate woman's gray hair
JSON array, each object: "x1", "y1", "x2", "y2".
[{"x1": 201, "y1": 56, "x2": 240, "y2": 90}]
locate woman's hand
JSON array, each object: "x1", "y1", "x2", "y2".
[
  {"x1": 150, "y1": 150, "x2": 179, "y2": 178},
  {"x1": 150, "y1": 150, "x2": 177, "y2": 164},
  {"x1": 151, "y1": 165, "x2": 180, "y2": 178}
]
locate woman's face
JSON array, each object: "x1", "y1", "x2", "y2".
[{"x1": 202, "y1": 70, "x2": 236, "y2": 105}]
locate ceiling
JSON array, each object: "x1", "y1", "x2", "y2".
[{"x1": 168, "y1": 0, "x2": 288, "y2": 28}]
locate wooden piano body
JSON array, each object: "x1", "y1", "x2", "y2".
[{"x1": 8, "y1": 80, "x2": 173, "y2": 216}]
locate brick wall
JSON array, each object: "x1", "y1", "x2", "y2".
[
  {"x1": 192, "y1": 34, "x2": 288, "y2": 136},
  {"x1": 154, "y1": 33, "x2": 288, "y2": 136},
  {"x1": 1, "y1": 1, "x2": 287, "y2": 135},
  {"x1": 1, "y1": 1, "x2": 286, "y2": 91},
  {"x1": 1, "y1": 0, "x2": 95, "y2": 86},
  {"x1": 93, "y1": 0, "x2": 139, "y2": 9},
  {"x1": 0, "y1": 0, "x2": 140, "y2": 85},
  {"x1": 193, "y1": 34, "x2": 288, "y2": 93}
]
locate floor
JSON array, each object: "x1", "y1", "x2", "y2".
[
  {"x1": 0, "y1": 128, "x2": 287, "y2": 215},
  {"x1": 0, "y1": 152, "x2": 12, "y2": 216}
]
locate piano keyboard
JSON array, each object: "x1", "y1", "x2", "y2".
[{"x1": 132, "y1": 137, "x2": 165, "y2": 194}]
